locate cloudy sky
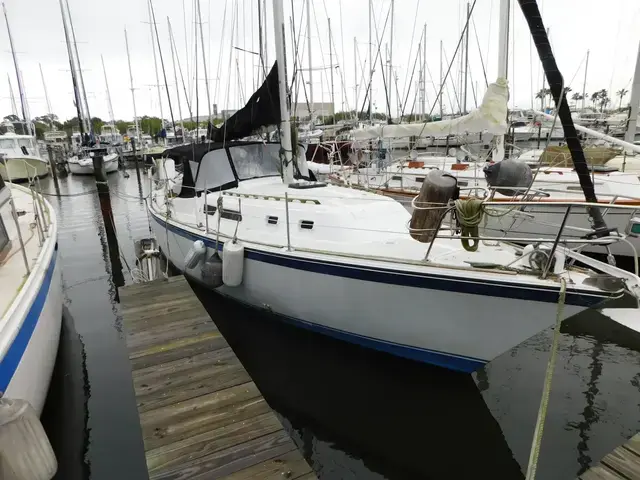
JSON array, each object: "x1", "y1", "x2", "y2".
[{"x1": 1, "y1": 0, "x2": 639, "y2": 123}]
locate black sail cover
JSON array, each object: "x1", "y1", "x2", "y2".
[{"x1": 212, "y1": 62, "x2": 281, "y2": 143}]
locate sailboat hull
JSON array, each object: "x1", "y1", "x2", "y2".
[
  {"x1": 68, "y1": 153, "x2": 118, "y2": 175},
  {"x1": 150, "y1": 211, "x2": 589, "y2": 373}
]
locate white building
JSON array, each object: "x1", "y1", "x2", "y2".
[{"x1": 293, "y1": 102, "x2": 334, "y2": 120}]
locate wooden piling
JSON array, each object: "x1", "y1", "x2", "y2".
[{"x1": 46, "y1": 145, "x2": 60, "y2": 196}]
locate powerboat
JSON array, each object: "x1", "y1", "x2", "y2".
[
  {"x1": 0, "y1": 123, "x2": 49, "y2": 182},
  {"x1": 0, "y1": 176, "x2": 62, "y2": 415}
]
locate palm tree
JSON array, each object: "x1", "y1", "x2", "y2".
[
  {"x1": 597, "y1": 89, "x2": 610, "y2": 112},
  {"x1": 571, "y1": 92, "x2": 584, "y2": 109},
  {"x1": 590, "y1": 91, "x2": 600, "y2": 109},
  {"x1": 535, "y1": 88, "x2": 551, "y2": 110},
  {"x1": 616, "y1": 88, "x2": 629, "y2": 109}
]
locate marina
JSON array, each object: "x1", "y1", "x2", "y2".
[{"x1": 0, "y1": 0, "x2": 640, "y2": 479}]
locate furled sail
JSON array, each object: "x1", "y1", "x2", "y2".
[
  {"x1": 352, "y1": 78, "x2": 509, "y2": 140},
  {"x1": 212, "y1": 62, "x2": 281, "y2": 143}
]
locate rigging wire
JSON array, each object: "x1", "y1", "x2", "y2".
[
  {"x1": 399, "y1": 0, "x2": 421, "y2": 117},
  {"x1": 357, "y1": 5, "x2": 391, "y2": 120},
  {"x1": 471, "y1": 17, "x2": 489, "y2": 88},
  {"x1": 148, "y1": 0, "x2": 178, "y2": 136}
]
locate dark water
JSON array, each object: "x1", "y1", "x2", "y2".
[{"x1": 37, "y1": 168, "x2": 640, "y2": 480}]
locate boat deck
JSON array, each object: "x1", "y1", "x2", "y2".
[
  {"x1": 119, "y1": 275, "x2": 316, "y2": 480},
  {"x1": 579, "y1": 432, "x2": 640, "y2": 479}
]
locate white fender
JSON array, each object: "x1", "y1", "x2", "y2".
[
  {"x1": 222, "y1": 241, "x2": 245, "y2": 287},
  {"x1": 0, "y1": 397, "x2": 57, "y2": 479}
]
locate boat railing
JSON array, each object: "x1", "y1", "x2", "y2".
[
  {"x1": 153, "y1": 178, "x2": 639, "y2": 281},
  {"x1": 410, "y1": 193, "x2": 639, "y2": 271},
  {"x1": 5, "y1": 167, "x2": 52, "y2": 276}
]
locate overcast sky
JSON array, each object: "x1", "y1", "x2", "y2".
[{"x1": 2, "y1": 0, "x2": 639, "y2": 123}]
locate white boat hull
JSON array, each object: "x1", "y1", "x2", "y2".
[
  {"x1": 1, "y1": 192, "x2": 62, "y2": 415},
  {"x1": 68, "y1": 153, "x2": 118, "y2": 175},
  {"x1": 149, "y1": 211, "x2": 588, "y2": 373},
  {"x1": 0, "y1": 157, "x2": 49, "y2": 182}
]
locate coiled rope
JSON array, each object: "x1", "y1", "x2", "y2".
[
  {"x1": 525, "y1": 277, "x2": 567, "y2": 480},
  {"x1": 454, "y1": 198, "x2": 519, "y2": 252},
  {"x1": 454, "y1": 198, "x2": 485, "y2": 252}
]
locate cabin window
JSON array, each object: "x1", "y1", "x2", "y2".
[
  {"x1": 300, "y1": 220, "x2": 314, "y2": 230},
  {"x1": 229, "y1": 143, "x2": 281, "y2": 180},
  {"x1": 391, "y1": 175, "x2": 403, "y2": 181},
  {"x1": 267, "y1": 215, "x2": 278, "y2": 225},
  {"x1": 415, "y1": 177, "x2": 425, "y2": 183},
  {"x1": 194, "y1": 150, "x2": 235, "y2": 191},
  {"x1": 0, "y1": 215, "x2": 8, "y2": 252}
]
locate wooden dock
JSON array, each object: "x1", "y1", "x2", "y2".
[
  {"x1": 119, "y1": 275, "x2": 316, "y2": 480},
  {"x1": 579, "y1": 433, "x2": 640, "y2": 480}
]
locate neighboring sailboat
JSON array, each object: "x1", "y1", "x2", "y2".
[
  {"x1": 1, "y1": 4, "x2": 49, "y2": 182},
  {"x1": 146, "y1": 0, "x2": 640, "y2": 373},
  {"x1": 0, "y1": 172, "x2": 62, "y2": 415},
  {"x1": 59, "y1": 0, "x2": 118, "y2": 175}
]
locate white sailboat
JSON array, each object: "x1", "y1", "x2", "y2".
[
  {"x1": 0, "y1": 176, "x2": 62, "y2": 415},
  {"x1": 1, "y1": 5, "x2": 50, "y2": 183},
  {"x1": 147, "y1": 0, "x2": 640, "y2": 373}
]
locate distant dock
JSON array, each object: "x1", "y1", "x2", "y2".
[
  {"x1": 119, "y1": 275, "x2": 316, "y2": 480},
  {"x1": 579, "y1": 433, "x2": 640, "y2": 479}
]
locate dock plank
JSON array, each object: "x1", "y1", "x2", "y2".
[
  {"x1": 579, "y1": 433, "x2": 640, "y2": 479},
  {"x1": 580, "y1": 465, "x2": 626, "y2": 480},
  {"x1": 119, "y1": 275, "x2": 315, "y2": 480}
]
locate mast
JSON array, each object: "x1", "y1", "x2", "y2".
[
  {"x1": 517, "y1": 0, "x2": 607, "y2": 233},
  {"x1": 7, "y1": 74, "x2": 18, "y2": 117},
  {"x1": 58, "y1": 0, "x2": 84, "y2": 138},
  {"x1": 581, "y1": 50, "x2": 589, "y2": 111},
  {"x1": 168, "y1": 18, "x2": 186, "y2": 140},
  {"x1": 196, "y1": 0, "x2": 212, "y2": 122},
  {"x1": 624, "y1": 42, "x2": 640, "y2": 145},
  {"x1": 263, "y1": 0, "x2": 268, "y2": 68},
  {"x1": 493, "y1": 0, "x2": 509, "y2": 164},
  {"x1": 463, "y1": 3, "x2": 470, "y2": 114},
  {"x1": 39, "y1": 64, "x2": 54, "y2": 130},
  {"x1": 3, "y1": 3, "x2": 30, "y2": 135},
  {"x1": 354, "y1": 37, "x2": 358, "y2": 114},
  {"x1": 182, "y1": 0, "x2": 190, "y2": 102},
  {"x1": 389, "y1": 0, "x2": 394, "y2": 120},
  {"x1": 422, "y1": 23, "x2": 427, "y2": 120},
  {"x1": 258, "y1": 0, "x2": 265, "y2": 82},
  {"x1": 439, "y1": 40, "x2": 444, "y2": 118},
  {"x1": 124, "y1": 28, "x2": 140, "y2": 141},
  {"x1": 272, "y1": 0, "x2": 294, "y2": 184},
  {"x1": 148, "y1": 0, "x2": 164, "y2": 141},
  {"x1": 306, "y1": 0, "x2": 314, "y2": 125},
  {"x1": 149, "y1": 0, "x2": 178, "y2": 138},
  {"x1": 368, "y1": 0, "x2": 372, "y2": 122},
  {"x1": 329, "y1": 18, "x2": 335, "y2": 119},
  {"x1": 101, "y1": 55, "x2": 116, "y2": 129},
  {"x1": 65, "y1": 0, "x2": 92, "y2": 136}
]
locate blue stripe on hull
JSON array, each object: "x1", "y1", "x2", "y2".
[
  {"x1": 151, "y1": 212, "x2": 610, "y2": 308},
  {"x1": 216, "y1": 289, "x2": 487, "y2": 373},
  {"x1": 0, "y1": 249, "x2": 58, "y2": 391}
]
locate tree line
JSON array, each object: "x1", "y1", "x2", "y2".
[{"x1": 535, "y1": 87, "x2": 630, "y2": 111}]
